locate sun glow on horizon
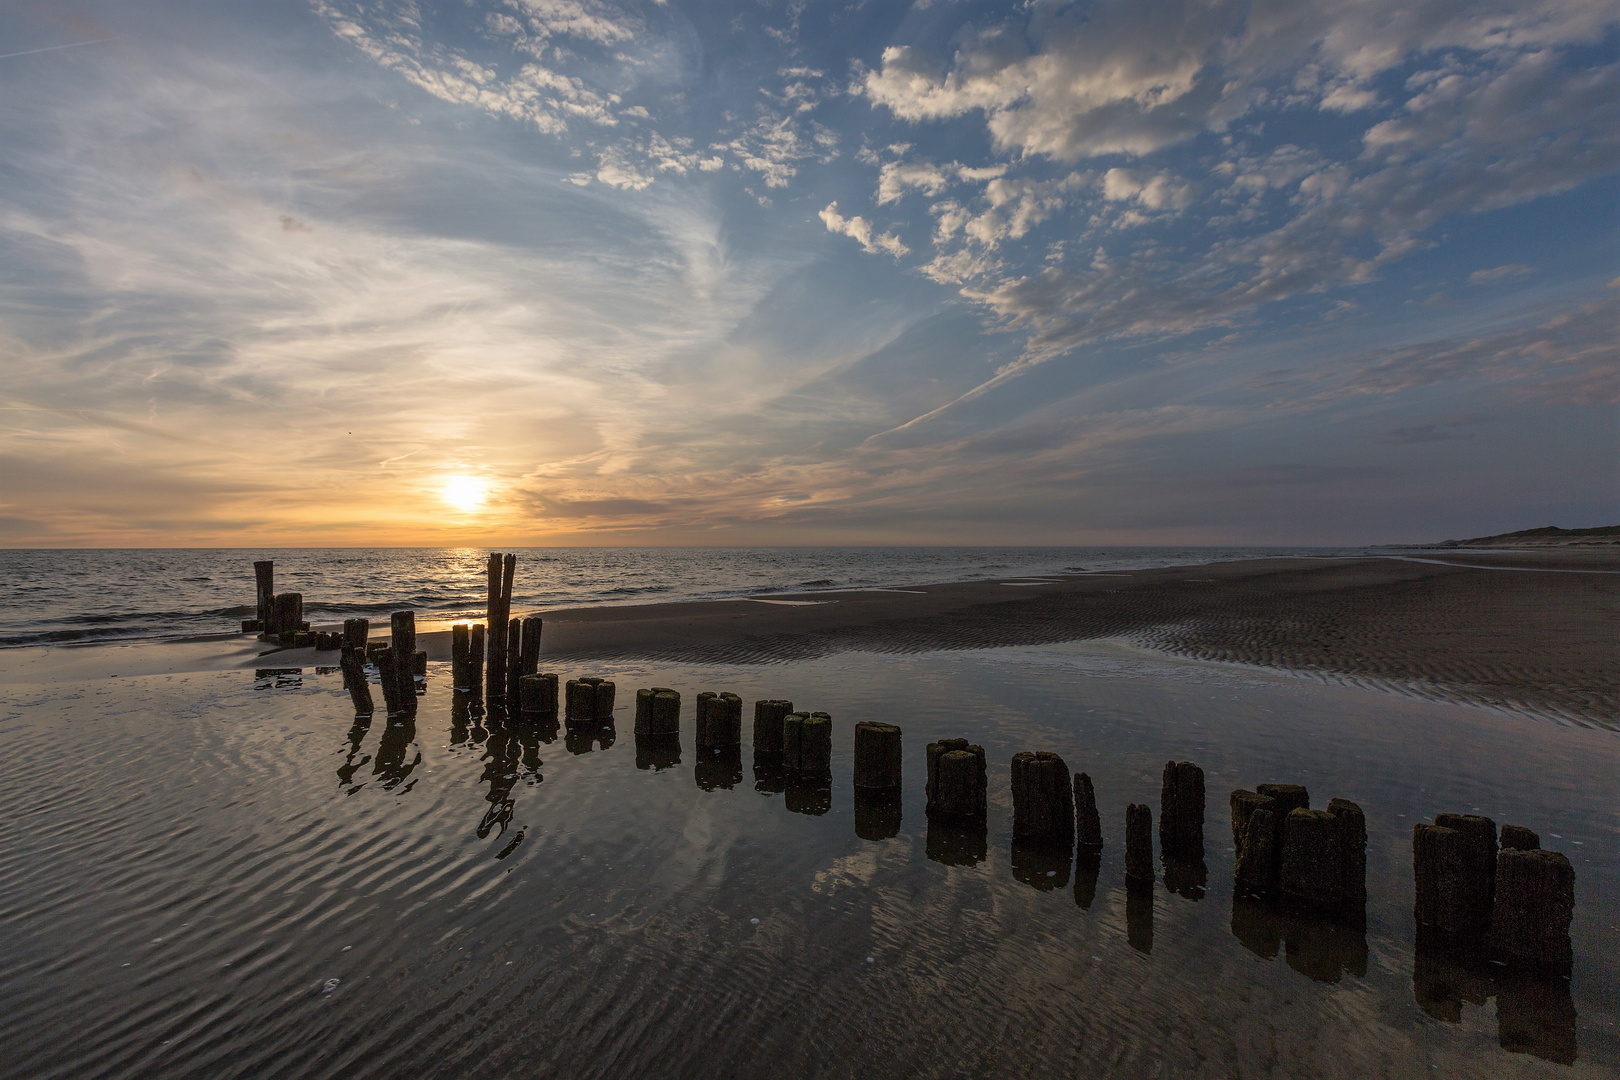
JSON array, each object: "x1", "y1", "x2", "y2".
[{"x1": 441, "y1": 475, "x2": 489, "y2": 514}]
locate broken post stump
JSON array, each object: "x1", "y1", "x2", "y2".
[
  {"x1": 1232, "y1": 784, "x2": 1308, "y2": 893},
  {"x1": 783, "y1": 712, "x2": 831, "y2": 776},
  {"x1": 413, "y1": 651, "x2": 426, "y2": 678},
  {"x1": 469, "y1": 624, "x2": 485, "y2": 691},
  {"x1": 753, "y1": 699, "x2": 794, "y2": 754},
  {"x1": 1500, "y1": 824, "x2": 1541, "y2": 851},
  {"x1": 1125, "y1": 803, "x2": 1154, "y2": 882},
  {"x1": 696, "y1": 692, "x2": 743, "y2": 750},
  {"x1": 926, "y1": 739, "x2": 986, "y2": 820},
  {"x1": 519, "y1": 672, "x2": 559, "y2": 716},
  {"x1": 852, "y1": 721, "x2": 902, "y2": 791},
  {"x1": 272, "y1": 593, "x2": 302, "y2": 639},
  {"x1": 1488, "y1": 847, "x2": 1574, "y2": 971},
  {"x1": 343, "y1": 618, "x2": 369, "y2": 652},
  {"x1": 339, "y1": 647, "x2": 374, "y2": 717},
  {"x1": 390, "y1": 611, "x2": 416, "y2": 701},
  {"x1": 254, "y1": 561, "x2": 275, "y2": 629},
  {"x1": 1159, "y1": 760, "x2": 1205, "y2": 857},
  {"x1": 635, "y1": 688, "x2": 681, "y2": 736},
  {"x1": 1280, "y1": 806, "x2": 1357, "y2": 908},
  {"x1": 1414, "y1": 813, "x2": 1498, "y2": 940},
  {"x1": 567, "y1": 678, "x2": 616, "y2": 723},
  {"x1": 1010, "y1": 751, "x2": 1074, "y2": 846},
  {"x1": 1075, "y1": 771, "x2": 1103, "y2": 848},
  {"x1": 485, "y1": 553, "x2": 517, "y2": 696}
]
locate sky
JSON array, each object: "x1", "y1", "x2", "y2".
[{"x1": 0, "y1": 0, "x2": 1615, "y2": 547}]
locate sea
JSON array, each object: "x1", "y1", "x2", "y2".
[{"x1": 0, "y1": 545, "x2": 1383, "y2": 647}]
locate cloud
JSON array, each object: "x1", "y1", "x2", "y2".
[
  {"x1": 1470, "y1": 263, "x2": 1536, "y2": 283},
  {"x1": 820, "y1": 203, "x2": 909, "y2": 258}
]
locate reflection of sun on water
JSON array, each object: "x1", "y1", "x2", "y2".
[{"x1": 441, "y1": 476, "x2": 488, "y2": 513}]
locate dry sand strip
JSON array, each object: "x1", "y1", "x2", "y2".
[{"x1": 406, "y1": 551, "x2": 1619, "y2": 726}]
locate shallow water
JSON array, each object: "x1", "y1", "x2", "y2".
[
  {"x1": 0, "y1": 545, "x2": 1382, "y2": 647},
  {"x1": 1, "y1": 643, "x2": 1614, "y2": 1078}
]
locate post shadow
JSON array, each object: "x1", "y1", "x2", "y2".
[
  {"x1": 1126, "y1": 880, "x2": 1154, "y2": 954},
  {"x1": 1073, "y1": 846, "x2": 1101, "y2": 910},
  {"x1": 854, "y1": 789, "x2": 902, "y2": 841},
  {"x1": 695, "y1": 746, "x2": 744, "y2": 791},
  {"x1": 1011, "y1": 840, "x2": 1071, "y2": 891},
  {"x1": 926, "y1": 816, "x2": 987, "y2": 867},
  {"x1": 477, "y1": 726, "x2": 519, "y2": 840},
  {"x1": 336, "y1": 716, "x2": 372, "y2": 789},
  {"x1": 373, "y1": 714, "x2": 419, "y2": 789},
  {"x1": 636, "y1": 732, "x2": 682, "y2": 771}
]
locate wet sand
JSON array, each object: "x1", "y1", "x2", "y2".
[{"x1": 407, "y1": 551, "x2": 1617, "y2": 725}]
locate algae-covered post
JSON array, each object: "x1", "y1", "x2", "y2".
[
  {"x1": 783, "y1": 712, "x2": 832, "y2": 776},
  {"x1": 272, "y1": 593, "x2": 302, "y2": 640},
  {"x1": 852, "y1": 722, "x2": 902, "y2": 791},
  {"x1": 925, "y1": 739, "x2": 986, "y2": 820},
  {"x1": 1010, "y1": 751, "x2": 1074, "y2": 846},
  {"x1": 1159, "y1": 761, "x2": 1205, "y2": 857},
  {"x1": 1414, "y1": 813, "x2": 1498, "y2": 941},
  {"x1": 636, "y1": 688, "x2": 681, "y2": 736},
  {"x1": 1488, "y1": 842, "x2": 1575, "y2": 971},
  {"x1": 696, "y1": 692, "x2": 743, "y2": 751},
  {"x1": 343, "y1": 618, "x2": 369, "y2": 652},
  {"x1": 520, "y1": 673, "x2": 559, "y2": 716},
  {"x1": 753, "y1": 700, "x2": 794, "y2": 755}
]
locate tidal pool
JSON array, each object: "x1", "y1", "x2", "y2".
[{"x1": 1, "y1": 642, "x2": 1613, "y2": 1078}]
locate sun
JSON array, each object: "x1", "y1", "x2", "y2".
[{"x1": 441, "y1": 475, "x2": 489, "y2": 513}]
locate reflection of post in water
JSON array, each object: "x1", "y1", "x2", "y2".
[
  {"x1": 1011, "y1": 841, "x2": 1071, "y2": 891},
  {"x1": 372, "y1": 715, "x2": 419, "y2": 789},
  {"x1": 514, "y1": 720, "x2": 544, "y2": 775},
  {"x1": 854, "y1": 789, "x2": 901, "y2": 841},
  {"x1": 1073, "y1": 846, "x2": 1100, "y2": 909},
  {"x1": 477, "y1": 724, "x2": 520, "y2": 840},
  {"x1": 1230, "y1": 891, "x2": 1367, "y2": 983},
  {"x1": 1413, "y1": 932, "x2": 1577, "y2": 1065},
  {"x1": 785, "y1": 775, "x2": 831, "y2": 816},
  {"x1": 565, "y1": 718, "x2": 615, "y2": 755},
  {"x1": 925, "y1": 817, "x2": 987, "y2": 866},
  {"x1": 1126, "y1": 879, "x2": 1153, "y2": 954},
  {"x1": 336, "y1": 715, "x2": 372, "y2": 788},
  {"x1": 695, "y1": 746, "x2": 743, "y2": 791},
  {"x1": 1162, "y1": 854, "x2": 1208, "y2": 901},
  {"x1": 635, "y1": 732, "x2": 682, "y2": 771},
  {"x1": 752, "y1": 751, "x2": 787, "y2": 795},
  {"x1": 449, "y1": 692, "x2": 479, "y2": 747}
]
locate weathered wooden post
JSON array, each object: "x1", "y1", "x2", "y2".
[
  {"x1": 505, "y1": 618, "x2": 523, "y2": 701},
  {"x1": 753, "y1": 699, "x2": 794, "y2": 755},
  {"x1": 635, "y1": 688, "x2": 681, "y2": 736},
  {"x1": 390, "y1": 611, "x2": 416, "y2": 702},
  {"x1": 1232, "y1": 784, "x2": 1310, "y2": 893},
  {"x1": 469, "y1": 624, "x2": 485, "y2": 692},
  {"x1": 1415, "y1": 813, "x2": 1498, "y2": 941},
  {"x1": 1159, "y1": 760, "x2": 1205, "y2": 857},
  {"x1": 567, "y1": 678, "x2": 616, "y2": 723},
  {"x1": 1010, "y1": 751, "x2": 1073, "y2": 846},
  {"x1": 852, "y1": 721, "x2": 902, "y2": 791},
  {"x1": 519, "y1": 616, "x2": 542, "y2": 678},
  {"x1": 485, "y1": 554, "x2": 518, "y2": 696},
  {"x1": 783, "y1": 712, "x2": 832, "y2": 776},
  {"x1": 254, "y1": 561, "x2": 275, "y2": 630},
  {"x1": 376, "y1": 647, "x2": 405, "y2": 717},
  {"x1": 452, "y1": 624, "x2": 470, "y2": 690},
  {"x1": 696, "y1": 692, "x2": 743, "y2": 751},
  {"x1": 338, "y1": 647, "x2": 374, "y2": 716},
  {"x1": 1125, "y1": 803, "x2": 1154, "y2": 882},
  {"x1": 1278, "y1": 798, "x2": 1365, "y2": 909},
  {"x1": 1487, "y1": 826, "x2": 1574, "y2": 970},
  {"x1": 925, "y1": 739, "x2": 986, "y2": 820},
  {"x1": 519, "y1": 672, "x2": 559, "y2": 716},
  {"x1": 1074, "y1": 772, "x2": 1103, "y2": 849}
]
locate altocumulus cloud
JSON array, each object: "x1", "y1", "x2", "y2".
[{"x1": 0, "y1": 0, "x2": 1612, "y2": 545}]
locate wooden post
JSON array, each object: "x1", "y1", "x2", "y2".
[
  {"x1": 1414, "y1": 813, "x2": 1497, "y2": 940},
  {"x1": 376, "y1": 647, "x2": 405, "y2": 717},
  {"x1": 926, "y1": 738, "x2": 986, "y2": 820},
  {"x1": 636, "y1": 688, "x2": 681, "y2": 736},
  {"x1": 519, "y1": 673, "x2": 559, "y2": 715},
  {"x1": 254, "y1": 561, "x2": 274, "y2": 628},
  {"x1": 339, "y1": 647, "x2": 374, "y2": 716},
  {"x1": 1488, "y1": 847, "x2": 1574, "y2": 970},
  {"x1": 390, "y1": 611, "x2": 416, "y2": 703},
  {"x1": 782, "y1": 712, "x2": 831, "y2": 775},
  {"x1": 1125, "y1": 803, "x2": 1154, "y2": 881},
  {"x1": 1010, "y1": 751, "x2": 1074, "y2": 846},
  {"x1": 452, "y1": 624, "x2": 470, "y2": 690},
  {"x1": 485, "y1": 553, "x2": 505, "y2": 696},
  {"x1": 505, "y1": 617, "x2": 522, "y2": 701},
  {"x1": 469, "y1": 624, "x2": 485, "y2": 693},
  {"x1": 343, "y1": 618, "x2": 369, "y2": 652},
  {"x1": 852, "y1": 721, "x2": 901, "y2": 791},
  {"x1": 519, "y1": 616, "x2": 543, "y2": 678},
  {"x1": 272, "y1": 593, "x2": 302, "y2": 639},
  {"x1": 1159, "y1": 760, "x2": 1205, "y2": 857},
  {"x1": 696, "y1": 692, "x2": 743, "y2": 750},
  {"x1": 752, "y1": 699, "x2": 793, "y2": 754}
]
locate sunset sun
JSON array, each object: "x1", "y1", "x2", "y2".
[{"x1": 440, "y1": 475, "x2": 488, "y2": 513}]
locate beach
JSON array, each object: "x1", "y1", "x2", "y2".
[{"x1": 2, "y1": 549, "x2": 1615, "y2": 1077}]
